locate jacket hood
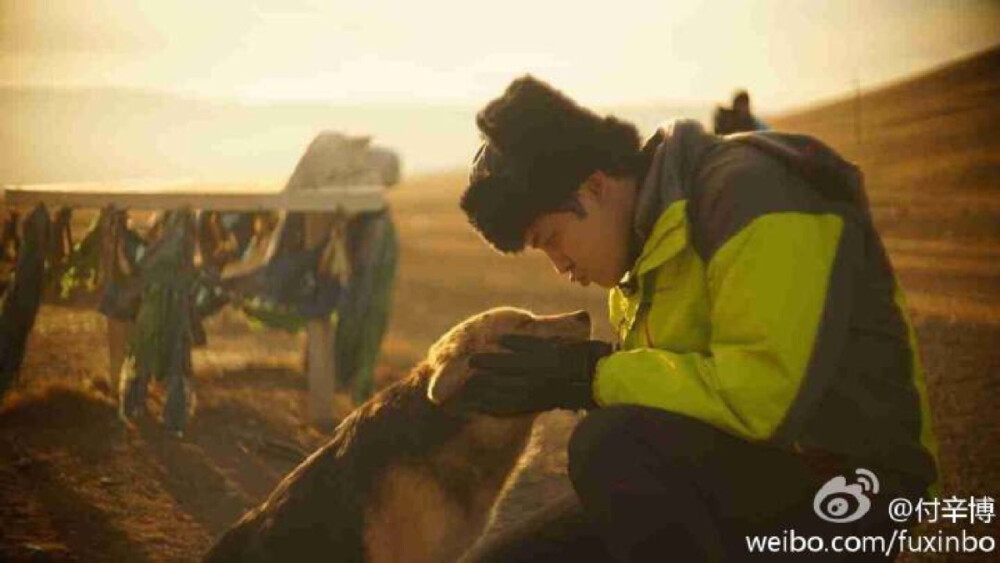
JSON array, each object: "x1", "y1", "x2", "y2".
[{"x1": 632, "y1": 119, "x2": 719, "y2": 250}]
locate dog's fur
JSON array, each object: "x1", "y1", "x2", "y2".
[{"x1": 204, "y1": 307, "x2": 591, "y2": 562}]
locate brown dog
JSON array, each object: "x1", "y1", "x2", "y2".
[{"x1": 204, "y1": 307, "x2": 591, "y2": 562}]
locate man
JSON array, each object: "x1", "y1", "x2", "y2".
[
  {"x1": 455, "y1": 76, "x2": 938, "y2": 561},
  {"x1": 714, "y1": 89, "x2": 769, "y2": 135}
]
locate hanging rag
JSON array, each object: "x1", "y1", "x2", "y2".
[
  {"x1": 0, "y1": 205, "x2": 50, "y2": 397},
  {"x1": 333, "y1": 209, "x2": 399, "y2": 403},
  {"x1": 96, "y1": 208, "x2": 147, "y2": 320},
  {"x1": 118, "y1": 209, "x2": 197, "y2": 433},
  {"x1": 43, "y1": 207, "x2": 74, "y2": 297},
  {"x1": 221, "y1": 212, "x2": 343, "y2": 332},
  {"x1": 0, "y1": 209, "x2": 20, "y2": 297}
]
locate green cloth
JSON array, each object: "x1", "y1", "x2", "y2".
[
  {"x1": 60, "y1": 212, "x2": 102, "y2": 299},
  {"x1": 119, "y1": 210, "x2": 196, "y2": 432},
  {"x1": 334, "y1": 210, "x2": 398, "y2": 403}
]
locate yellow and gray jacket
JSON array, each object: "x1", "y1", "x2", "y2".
[{"x1": 594, "y1": 120, "x2": 938, "y2": 493}]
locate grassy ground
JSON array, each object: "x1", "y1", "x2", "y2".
[{"x1": 1, "y1": 47, "x2": 998, "y2": 561}]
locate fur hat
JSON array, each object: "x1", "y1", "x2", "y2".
[{"x1": 460, "y1": 76, "x2": 641, "y2": 253}]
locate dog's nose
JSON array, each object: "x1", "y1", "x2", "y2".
[{"x1": 572, "y1": 310, "x2": 590, "y2": 324}]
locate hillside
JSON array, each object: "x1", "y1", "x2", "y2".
[{"x1": 771, "y1": 45, "x2": 1000, "y2": 323}]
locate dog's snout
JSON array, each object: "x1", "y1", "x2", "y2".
[{"x1": 532, "y1": 310, "x2": 592, "y2": 339}]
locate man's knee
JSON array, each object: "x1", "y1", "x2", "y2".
[
  {"x1": 569, "y1": 406, "x2": 636, "y2": 480},
  {"x1": 568, "y1": 405, "x2": 709, "y2": 489}
]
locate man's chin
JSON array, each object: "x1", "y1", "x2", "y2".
[
  {"x1": 568, "y1": 271, "x2": 616, "y2": 288},
  {"x1": 589, "y1": 270, "x2": 629, "y2": 289}
]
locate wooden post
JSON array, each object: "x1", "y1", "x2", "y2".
[
  {"x1": 106, "y1": 319, "x2": 129, "y2": 395},
  {"x1": 98, "y1": 208, "x2": 129, "y2": 394},
  {"x1": 304, "y1": 212, "x2": 338, "y2": 426}
]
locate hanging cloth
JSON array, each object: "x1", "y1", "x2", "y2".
[
  {"x1": 0, "y1": 205, "x2": 50, "y2": 397},
  {"x1": 96, "y1": 208, "x2": 147, "y2": 320},
  {"x1": 0, "y1": 209, "x2": 21, "y2": 297},
  {"x1": 44, "y1": 207, "x2": 74, "y2": 297},
  {"x1": 333, "y1": 209, "x2": 399, "y2": 403},
  {"x1": 118, "y1": 209, "x2": 197, "y2": 433},
  {"x1": 220, "y1": 212, "x2": 343, "y2": 332}
]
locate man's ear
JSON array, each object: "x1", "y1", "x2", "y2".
[{"x1": 582, "y1": 170, "x2": 610, "y2": 201}]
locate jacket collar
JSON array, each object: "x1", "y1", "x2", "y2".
[
  {"x1": 617, "y1": 119, "x2": 719, "y2": 290},
  {"x1": 632, "y1": 118, "x2": 718, "y2": 244}
]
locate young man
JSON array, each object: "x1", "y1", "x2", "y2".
[{"x1": 455, "y1": 76, "x2": 938, "y2": 561}]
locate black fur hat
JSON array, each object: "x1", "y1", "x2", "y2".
[{"x1": 460, "y1": 76, "x2": 641, "y2": 253}]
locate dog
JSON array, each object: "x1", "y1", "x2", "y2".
[{"x1": 204, "y1": 306, "x2": 591, "y2": 562}]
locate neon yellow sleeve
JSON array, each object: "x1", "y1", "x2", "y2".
[{"x1": 593, "y1": 213, "x2": 845, "y2": 441}]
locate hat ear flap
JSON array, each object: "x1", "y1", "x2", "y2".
[{"x1": 460, "y1": 172, "x2": 531, "y2": 254}]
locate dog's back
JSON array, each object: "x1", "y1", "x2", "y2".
[
  {"x1": 206, "y1": 307, "x2": 592, "y2": 562},
  {"x1": 205, "y1": 367, "x2": 468, "y2": 562}
]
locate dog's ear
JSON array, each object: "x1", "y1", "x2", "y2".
[{"x1": 426, "y1": 354, "x2": 470, "y2": 405}]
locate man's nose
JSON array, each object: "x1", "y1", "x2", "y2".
[{"x1": 542, "y1": 248, "x2": 572, "y2": 274}]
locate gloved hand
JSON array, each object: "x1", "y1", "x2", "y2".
[{"x1": 453, "y1": 334, "x2": 613, "y2": 416}]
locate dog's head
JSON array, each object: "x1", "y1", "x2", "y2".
[{"x1": 425, "y1": 307, "x2": 592, "y2": 405}]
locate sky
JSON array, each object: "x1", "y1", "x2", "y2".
[{"x1": 2, "y1": 0, "x2": 999, "y2": 111}]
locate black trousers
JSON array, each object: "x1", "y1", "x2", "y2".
[{"x1": 465, "y1": 405, "x2": 925, "y2": 563}]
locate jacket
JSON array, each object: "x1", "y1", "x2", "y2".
[{"x1": 593, "y1": 120, "x2": 939, "y2": 494}]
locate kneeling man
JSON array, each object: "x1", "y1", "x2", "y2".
[{"x1": 455, "y1": 76, "x2": 938, "y2": 562}]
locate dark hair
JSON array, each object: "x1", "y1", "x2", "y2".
[{"x1": 460, "y1": 75, "x2": 642, "y2": 253}]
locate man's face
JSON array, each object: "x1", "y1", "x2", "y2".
[{"x1": 524, "y1": 172, "x2": 635, "y2": 289}]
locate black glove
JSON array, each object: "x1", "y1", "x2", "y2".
[{"x1": 453, "y1": 334, "x2": 613, "y2": 416}]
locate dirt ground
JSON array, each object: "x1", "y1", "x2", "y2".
[{"x1": 2, "y1": 48, "x2": 998, "y2": 561}]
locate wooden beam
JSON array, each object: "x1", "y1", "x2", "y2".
[
  {"x1": 1, "y1": 181, "x2": 385, "y2": 212},
  {"x1": 304, "y1": 212, "x2": 339, "y2": 427}
]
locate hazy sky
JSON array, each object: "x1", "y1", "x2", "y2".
[{"x1": 2, "y1": 0, "x2": 998, "y2": 110}]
